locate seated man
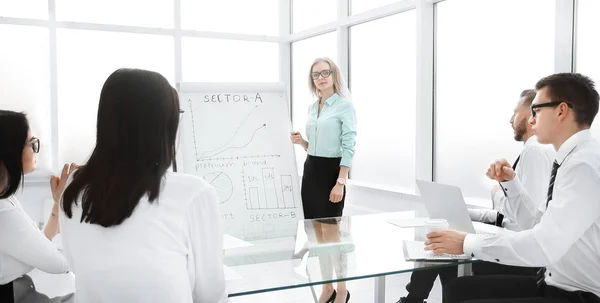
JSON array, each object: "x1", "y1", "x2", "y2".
[
  {"x1": 427, "y1": 73, "x2": 600, "y2": 303},
  {"x1": 398, "y1": 90, "x2": 554, "y2": 303}
]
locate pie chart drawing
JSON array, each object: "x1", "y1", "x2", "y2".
[{"x1": 203, "y1": 172, "x2": 233, "y2": 204}]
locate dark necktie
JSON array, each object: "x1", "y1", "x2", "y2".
[
  {"x1": 546, "y1": 161, "x2": 560, "y2": 208},
  {"x1": 512, "y1": 155, "x2": 520, "y2": 170},
  {"x1": 496, "y1": 155, "x2": 521, "y2": 227},
  {"x1": 495, "y1": 155, "x2": 521, "y2": 227}
]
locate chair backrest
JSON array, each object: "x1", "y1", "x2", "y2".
[{"x1": 0, "y1": 281, "x2": 15, "y2": 303}]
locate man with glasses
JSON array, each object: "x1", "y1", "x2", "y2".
[
  {"x1": 397, "y1": 90, "x2": 554, "y2": 303},
  {"x1": 469, "y1": 89, "x2": 554, "y2": 233},
  {"x1": 427, "y1": 73, "x2": 600, "y2": 303}
]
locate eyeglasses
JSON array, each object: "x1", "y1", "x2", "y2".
[
  {"x1": 311, "y1": 69, "x2": 332, "y2": 80},
  {"x1": 29, "y1": 137, "x2": 40, "y2": 153},
  {"x1": 530, "y1": 101, "x2": 573, "y2": 118}
]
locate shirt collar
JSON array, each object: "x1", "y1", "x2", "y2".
[
  {"x1": 323, "y1": 93, "x2": 340, "y2": 106},
  {"x1": 524, "y1": 136, "x2": 538, "y2": 146},
  {"x1": 555, "y1": 129, "x2": 592, "y2": 165}
]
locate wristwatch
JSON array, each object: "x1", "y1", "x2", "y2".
[{"x1": 336, "y1": 178, "x2": 346, "y2": 185}]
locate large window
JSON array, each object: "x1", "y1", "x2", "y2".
[
  {"x1": 55, "y1": 0, "x2": 173, "y2": 28},
  {"x1": 181, "y1": 0, "x2": 278, "y2": 35},
  {"x1": 57, "y1": 30, "x2": 174, "y2": 165},
  {"x1": 351, "y1": 0, "x2": 401, "y2": 15},
  {"x1": 350, "y1": 11, "x2": 416, "y2": 191},
  {"x1": 0, "y1": 0, "x2": 47, "y2": 19},
  {"x1": 576, "y1": 0, "x2": 600, "y2": 138},
  {"x1": 435, "y1": 0, "x2": 555, "y2": 199},
  {"x1": 182, "y1": 38, "x2": 279, "y2": 82},
  {"x1": 291, "y1": 32, "x2": 337, "y2": 174},
  {"x1": 292, "y1": 0, "x2": 337, "y2": 33},
  {"x1": 3, "y1": 2, "x2": 282, "y2": 172},
  {"x1": 0, "y1": 25, "x2": 52, "y2": 171}
]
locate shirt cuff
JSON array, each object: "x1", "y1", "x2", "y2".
[
  {"x1": 499, "y1": 179, "x2": 525, "y2": 200},
  {"x1": 492, "y1": 189, "x2": 505, "y2": 209},
  {"x1": 463, "y1": 234, "x2": 484, "y2": 258},
  {"x1": 340, "y1": 157, "x2": 352, "y2": 168}
]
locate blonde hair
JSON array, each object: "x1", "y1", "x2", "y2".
[{"x1": 308, "y1": 57, "x2": 348, "y2": 99}]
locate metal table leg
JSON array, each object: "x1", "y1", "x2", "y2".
[
  {"x1": 457, "y1": 263, "x2": 473, "y2": 277},
  {"x1": 374, "y1": 276, "x2": 386, "y2": 303},
  {"x1": 309, "y1": 284, "x2": 318, "y2": 303}
]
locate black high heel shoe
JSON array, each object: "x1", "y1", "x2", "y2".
[
  {"x1": 326, "y1": 289, "x2": 337, "y2": 303},
  {"x1": 327, "y1": 290, "x2": 350, "y2": 303}
]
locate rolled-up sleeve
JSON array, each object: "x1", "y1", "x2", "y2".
[{"x1": 339, "y1": 102, "x2": 357, "y2": 167}]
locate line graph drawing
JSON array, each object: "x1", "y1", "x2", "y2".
[
  {"x1": 199, "y1": 154, "x2": 281, "y2": 162},
  {"x1": 203, "y1": 172, "x2": 234, "y2": 204},
  {"x1": 198, "y1": 105, "x2": 258, "y2": 159},
  {"x1": 188, "y1": 103, "x2": 267, "y2": 161},
  {"x1": 199, "y1": 123, "x2": 267, "y2": 160}
]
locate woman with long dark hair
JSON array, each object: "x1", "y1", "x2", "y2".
[{"x1": 59, "y1": 68, "x2": 228, "y2": 302}]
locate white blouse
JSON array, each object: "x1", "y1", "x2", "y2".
[
  {"x1": 0, "y1": 196, "x2": 68, "y2": 284},
  {"x1": 59, "y1": 172, "x2": 229, "y2": 302}
]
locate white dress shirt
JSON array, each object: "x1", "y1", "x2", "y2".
[
  {"x1": 0, "y1": 196, "x2": 68, "y2": 284},
  {"x1": 463, "y1": 129, "x2": 600, "y2": 297},
  {"x1": 59, "y1": 172, "x2": 229, "y2": 302},
  {"x1": 468, "y1": 136, "x2": 554, "y2": 230}
]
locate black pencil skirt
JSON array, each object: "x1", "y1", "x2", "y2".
[{"x1": 301, "y1": 155, "x2": 346, "y2": 224}]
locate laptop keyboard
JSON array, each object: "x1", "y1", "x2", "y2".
[{"x1": 405, "y1": 241, "x2": 468, "y2": 260}]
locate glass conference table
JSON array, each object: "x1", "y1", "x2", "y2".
[{"x1": 223, "y1": 211, "x2": 479, "y2": 302}]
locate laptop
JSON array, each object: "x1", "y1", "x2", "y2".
[
  {"x1": 402, "y1": 179, "x2": 502, "y2": 261},
  {"x1": 416, "y1": 179, "x2": 486, "y2": 234},
  {"x1": 402, "y1": 240, "x2": 470, "y2": 261}
]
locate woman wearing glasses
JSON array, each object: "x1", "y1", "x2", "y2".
[
  {"x1": 0, "y1": 110, "x2": 74, "y2": 302},
  {"x1": 290, "y1": 57, "x2": 357, "y2": 303}
]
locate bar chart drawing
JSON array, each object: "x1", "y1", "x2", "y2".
[
  {"x1": 281, "y1": 175, "x2": 296, "y2": 208},
  {"x1": 262, "y1": 168, "x2": 279, "y2": 209},
  {"x1": 249, "y1": 187, "x2": 260, "y2": 210},
  {"x1": 245, "y1": 168, "x2": 298, "y2": 210}
]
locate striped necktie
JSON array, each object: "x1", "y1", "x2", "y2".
[{"x1": 546, "y1": 161, "x2": 560, "y2": 208}]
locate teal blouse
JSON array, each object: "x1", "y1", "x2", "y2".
[{"x1": 305, "y1": 93, "x2": 357, "y2": 167}]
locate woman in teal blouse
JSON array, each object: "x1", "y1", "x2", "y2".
[{"x1": 291, "y1": 57, "x2": 357, "y2": 303}]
